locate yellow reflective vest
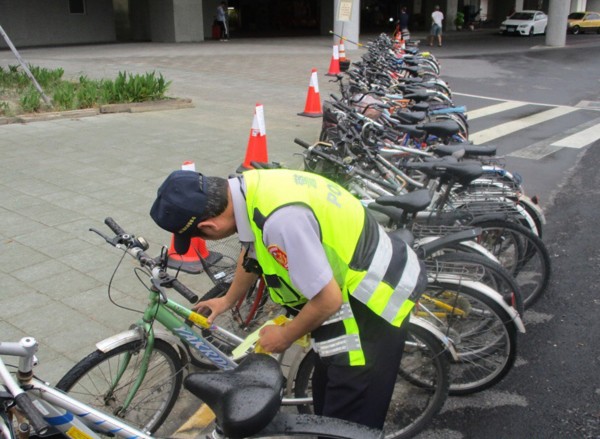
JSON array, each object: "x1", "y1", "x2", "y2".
[{"x1": 243, "y1": 169, "x2": 424, "y2": 366}]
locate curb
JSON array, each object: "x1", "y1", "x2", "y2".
[{"x1": 0, "y1": 98, "x2": 194, "y2": 125}]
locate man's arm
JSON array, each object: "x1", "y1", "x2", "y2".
[
  {"x1": 258, "y1": 277, "x2": 342, "y2": 353},
  {"x1": 194, "y1": 249, "x2": 259, "y2": 323}
]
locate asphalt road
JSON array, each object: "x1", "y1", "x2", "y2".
[{"x1": 413, "y1": 31, "x2": 600, "y2": 439}]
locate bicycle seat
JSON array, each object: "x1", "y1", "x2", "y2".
[
  {"x1": 184, "y1": 353, "x2": 284, "y2": 438},
  {"x1": 435, "y1": 143, "x2": 497, "y2": 157},
  {"x1": 417, "y1": 119, "x2": 461, "y2": 138},
  {"x1": 375, "y1": 189, "x2": 432, "y2": 213}
]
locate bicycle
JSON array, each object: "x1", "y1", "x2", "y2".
[
  {"x1": 54, "y1": 218, "x2": 455, "y2": 439},
  {"x1": 0, "y1": 337, "x2": 383, "y2": 439}
]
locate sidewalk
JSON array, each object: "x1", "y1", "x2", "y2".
[{"x1": 0, "y1": 36, "x2": 354, "y2": 437}]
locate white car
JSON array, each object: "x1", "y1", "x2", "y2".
[{"x1": 499, "y1": 10, "x2": 548, "y2": 36}]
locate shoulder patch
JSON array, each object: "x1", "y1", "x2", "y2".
[{"x1": 268, "y1": 245, "x2": 288, "y2": 269}]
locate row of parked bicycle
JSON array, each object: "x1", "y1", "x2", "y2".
[{"x1": 1, "y1": 33, "x2": 552, "y2": 439}]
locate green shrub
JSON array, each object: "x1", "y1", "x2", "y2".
[
  {"x1": 3, "y1": 66, "x2": 172, "y2": 114},
  {"x1": 20, "y1": 86, "x2": 42, "y2": 112},
  {"x1": 76, "y1": 76, "x2": 99, "y2": 108},
  {"x1": 53, "y1": 82, "x2": 76, "y2": 110}
]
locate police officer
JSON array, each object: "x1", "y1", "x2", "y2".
[{"x1": 150, "y1": 168, "x2": 427, "y2": 430}]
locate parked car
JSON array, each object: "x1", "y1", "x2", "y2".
[
  {"x1": 499, "y1": 10, "x2": 548, "y2": 36},
  {"x1": 567, "y1": 11, "x2": 600, "y2": 34}
]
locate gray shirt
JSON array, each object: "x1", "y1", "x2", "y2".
[{"x1": 229, "y1": 177, "x2": 333, "y2": 300}]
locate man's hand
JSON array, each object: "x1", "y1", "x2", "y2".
[
  {"x1": 193, "y1": 297, "x2": 230, "y2": 324},
  {"x1": 258, "y1": 324, "x2": 293, "y2": 353}
]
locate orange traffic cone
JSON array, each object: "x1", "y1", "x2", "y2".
[
  {"x1": 242, "y1": 104, "x2": 268, "y2": 169},
  {"x1": 326, "y1": 45, "x2": 341, "y2": 76},
  {"x1": 338, "y1": 38, "x2": 347, "y2": 62},
  {"x1": 166, "y1": 161, "x2": 222, "y2": 274},
  {"x1": 298, "y1": 69, "x2": 323, "y2": 118}
]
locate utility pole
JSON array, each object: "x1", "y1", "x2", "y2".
[{"x1": 0, "y1": 24, "x2": 52, "y2": 105}]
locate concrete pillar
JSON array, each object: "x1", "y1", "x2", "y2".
[
  {"x1": 570, "y1": 0, "x2": 586, "y2": 12},
  {"x1": 515, "y1": 0, "x2": 524, "y2": 12},
  {"x1": 447, "y1": 0, "x2": 458, "y2": 31},
  {"x1": 545, "y1": 0, "x2": 570, "y2": 46},
  {"x1": 333, "y1": 0, "x2": 360, "y2": 51},
  {"x1": 148, "y1": 0, "x2": 203, "y2": 42}
]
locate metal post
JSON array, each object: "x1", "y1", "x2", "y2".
[
  {"x1": 545, "y1": 0, "x2": 570, "y2": 47},
  {"x1": 0, "y1": 24, "x2": 52, "y2": 105}
]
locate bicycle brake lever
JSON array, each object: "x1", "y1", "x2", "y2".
[{"x1": 89, "y1": 227, "x2": 121, "y2": 246}]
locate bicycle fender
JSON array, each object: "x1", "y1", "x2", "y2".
[
  {"x1": 427, "y1": 276, "x2": 526, "y2": 333},
  {"x1": 95, "y1": 328, "x2": 182, "y2": 353},
  {"x1": 518, "y1": 194, "x2": 547, "y2": 226},
  {"x1": 409, "y1": 315, "x2": 459, "y2": 361},
  {"x1": 415, "y1": 235, "x2": 500, "y2": 263}
]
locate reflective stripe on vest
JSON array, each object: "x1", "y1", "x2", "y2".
[
  {"x1": 312, "y1": 334, "x2": 362, "y2": 358},
  {"x1": 322, "y1": 302, "x2": 353, "y2": 325}
]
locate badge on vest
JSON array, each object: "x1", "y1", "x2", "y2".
[{"x1": 268, "y1": 245, "x2": 288, "y2": 269}]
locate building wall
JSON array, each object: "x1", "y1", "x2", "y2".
[{"x1": 0, "y1": 0, "x2": 116, "y2": 48}]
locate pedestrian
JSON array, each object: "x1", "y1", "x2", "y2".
[
  {"x1": 216, "y1": 1, "x2": 229, "y2": 41},
  {"x1": 399, "y1": 6, "x2": 411, "y2": 41},
  {"x1": 150, "y1": 168, "x2": 428, "y2": 430},
  {"x1": 429, "y1": 5, "x2": 444, "y2": 47}
]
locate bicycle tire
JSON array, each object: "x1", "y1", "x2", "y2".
[
  {"x1": 293, "y1": 323, "x2": 450, "y2": 439},
  {"x1": 421, "y1": 280, "x2": 518, "y2": 395},
  {"x1": 56, "y1": 339, "x2": 183, "y2": 435},
  {"x1": 56, "y1": 339, "x2": 183, "y2": 433},
  {"x1": 432, "y1": 251, "x2": 524, "y2": 316},
  {"x1": 471, "y1": 219, "x2": 551, "y2": 308}
]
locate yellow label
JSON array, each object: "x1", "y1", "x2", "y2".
[
  {"x1": 231, "y1": 315, "x2": 290, "y2": 359},
  {"x1": 188, "y1": 311, "x2": 210, "y2": 328},
  {"x1": 65, "y1": 426, "x2": 94, "y2": 439}
]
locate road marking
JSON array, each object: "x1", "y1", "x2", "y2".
[
  {"x1": 509, "y1": 117, "x2": 600, "y2": 159},
  {"x1": 466, "y1": 101, "x2": 526, "y2": 120},
  {"x1": 470, "y1": 106, "x2": 579, "y2": 145},
  {"x1": 453, "y1": 92, "x2": 571, "y2": 108},
  {"x1": 550, "y1": 121, "x2": 600, "y2": 149}
]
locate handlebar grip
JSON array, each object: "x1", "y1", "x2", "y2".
[
  {"x1": 14, "y1": 393, "x2": 49, "y2": 435},
  {"x1": 104, "y1": 217, "x2": 126, "y2": 235},
  {"x1": 172, "y1": 279, "x2": 199, "y2": 303},
  {"x1": 294, "y1": 138, "x2": 311, "y2": 149}
]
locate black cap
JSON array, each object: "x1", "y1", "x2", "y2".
[{"x1": 150, "y1": 170, "x2": 208, "y2": 254}]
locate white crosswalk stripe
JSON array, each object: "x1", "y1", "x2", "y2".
[
  {"x1": 466, "y1": 101, "x2": 526, "y2": 120},
  {"x1": 550, "y1": 121, "x2": 600, "y2": 149},
  {"x1": 469, "y1": 106, "x2": 580, "y2": 145}
]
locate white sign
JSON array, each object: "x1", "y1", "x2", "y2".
[{"x1": 338, "y1": 0, "x2": 353, "y2": 22}]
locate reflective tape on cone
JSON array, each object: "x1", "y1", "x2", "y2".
[{"x1": 243, "y1": 103, "x2": 269, "y2": 167}]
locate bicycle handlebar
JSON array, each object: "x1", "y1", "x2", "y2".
[
  {"x1": 105, "y1": 217, "x2": 126, "y2": 235},
  {"x1": 95, "y1": 217, "x2": 200, "y2": 304}
]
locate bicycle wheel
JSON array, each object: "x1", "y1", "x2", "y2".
[
  {"x1": 56, "y1": 339, "x2": 183, "y2": 435},
  {"x1": 472, "y1": 219, "x2": 551, "y2": 308},
  {"x1": 432, "y1": 251, "x2": 524, "y2": 316},
  {"x1": 419, "y1": 281, "x2": 518, "y2": 395},
  {"x1": 293, "y1": 323, "x2": 450, "y2": 439}
]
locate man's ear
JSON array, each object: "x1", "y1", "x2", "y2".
[{"x1": 197, "y1": 219, "x2": 218, "y2": 234}]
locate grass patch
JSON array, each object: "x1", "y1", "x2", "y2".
[{"x1": 0, "y1": 65, "x2": 172, "y2": 116}]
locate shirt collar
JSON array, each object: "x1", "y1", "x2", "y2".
[{"x1": 228, "y1": 176, "x2": 254, "y2": 243}]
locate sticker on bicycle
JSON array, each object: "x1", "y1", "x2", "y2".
[
  {"x1": 187, "y1": 311, "x2": 211, "y2": 328},
  {"x1": 65, "y1": 426, "x2": 94, "y2": 439},
  {"x1": 268, "y1": 245, "x2": 288, "y2": 269}
]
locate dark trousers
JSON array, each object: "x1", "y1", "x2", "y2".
[
  {"x1": 217, "y1": 21, "x2": 228, "y2": 39},
  {"x1": 311, "y1": 298, "x2": 409, "y2": 430}
]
